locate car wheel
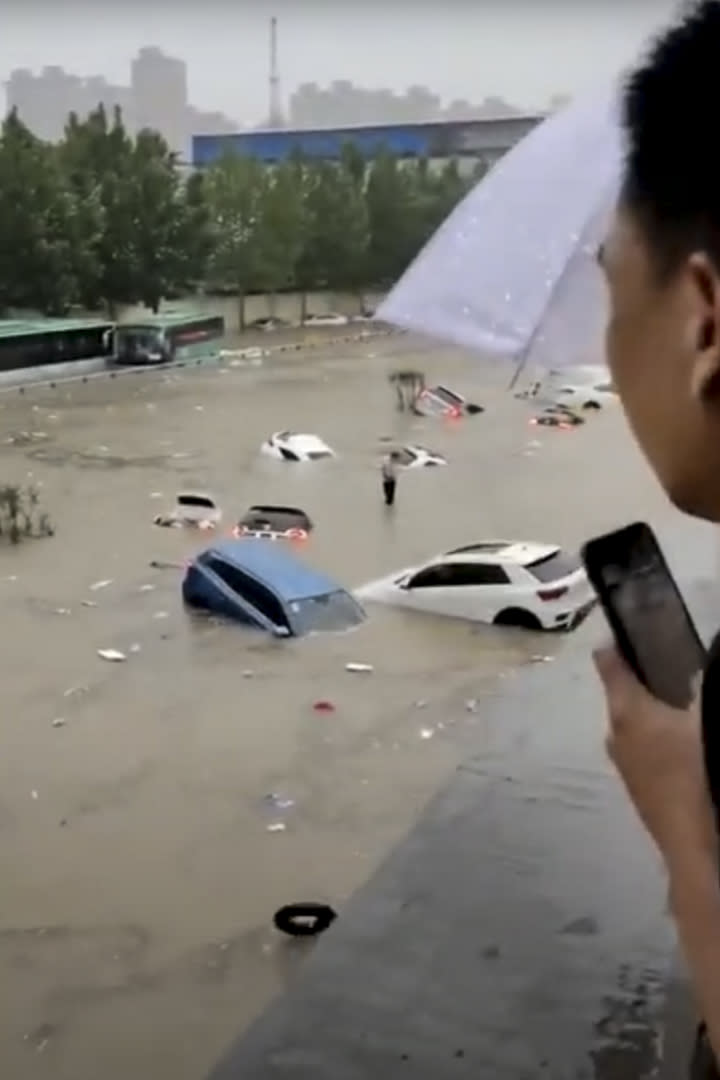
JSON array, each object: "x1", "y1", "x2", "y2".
[
  {"x1": 582, "y1": 401, "x2": 601, "y2": 410},
  {"x1": 493, "y1": 608, "x2": 542, "y2": 631}
]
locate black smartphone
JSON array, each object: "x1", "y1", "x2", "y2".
[{"x1": 581, "y1": 522, "x2": 706, "y2": 708}]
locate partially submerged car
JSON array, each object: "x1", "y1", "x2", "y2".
[
  {"x1": 355, "y1": 540, "x2": 596, "y2": 631},
  {"x1": 392, "y1": 445, "x2": 447, "y2": 469},
  {"x1": 414, "y1": 384, "x2": 484, "y2": 419},
  {"x1": 530, "y1": 405, "x2": 585, "y2": 428},
  {"x1": 153, "y1": 492, "x2": 221, "y2": 530},
  {"x1": 260, "y1": 431, "x2": 335, "y2": 462},
  {"x1": 183, "y1": 539, "x2": 365, "y2": 636},
  {"x1": 302, "y1": 312, "x2": 348, "y2": 327},
  {"x1": 248, "y1": 316, "x2": 291, "y2": 331},
  {"x1": 233, "y1": 504, "x2": 314, "y2": 541}
]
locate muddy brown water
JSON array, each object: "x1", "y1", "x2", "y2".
[{"x1": 0, "y1": 335, "x2": 680, "y2": 1078}]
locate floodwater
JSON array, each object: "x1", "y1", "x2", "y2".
[{"x1": 0, "y1": 334, "x2": 679, "y2": 1079}]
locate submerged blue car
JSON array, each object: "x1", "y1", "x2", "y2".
[{"x1": 182, "y1": 539, "x2": 366, "y2": 636}]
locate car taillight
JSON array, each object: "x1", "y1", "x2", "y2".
[{"x1": 537, "y1": 585, "x2": 568, "y2": 601}]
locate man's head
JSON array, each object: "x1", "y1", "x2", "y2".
[{"x1": 604, "y1": 0, "x2": 720, "y2": 519}]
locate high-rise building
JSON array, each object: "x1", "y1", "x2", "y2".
[
  {"x1": 6, "y1": 66, "x2": 130, "y2": 141},
  {"x1": 131, "y1": 47, "x2": 188, "y2": 155}
]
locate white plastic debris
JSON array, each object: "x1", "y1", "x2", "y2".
[
  {"x1": 531, "y1": 655, "x2": 555, "y2": 663},
  {"x1": 53, "y1": 607, "x2": 71, "y2": 616},
  {"x1": 345, "y1": 662, "x2": 374, "y2": 673},
  {"x1": 89, "y1": 579, "x2": 113, "y2": 591},
  {"x1": 266, "y1": 822, "x2": 286, "y2": 833},
  {"x1": 419, "y1": 727, "x2": 434, "y2": 740},
  {"x1": 31, "y1": 790, "x2": 39, "y2": 800},
  {"x1": 465, "y1": 699, "x2": 479, "y2": 712},
  {"x1": 51, "y1": 718, "x2": 66, "y2": 728},
  {"x1": 153, "y1": 611, "x2": 169, "y2": 619},
  {"x1": 138, "y1": 584, "x2": 155, "y2": 593},
  {"x1": 97, "y1": 648, "x2": 127, "y2": 662},
  {"x1": 81, "y1": 600, "x2": 97, "y2": 608},
  {"x1": 129, "y1": 643, "x2": 141, "y2": 654}
]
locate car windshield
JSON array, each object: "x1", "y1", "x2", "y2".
[
  {"x1": 526, "y1": 550, "x2": 581, "y2": 582},
  {"x1": 307, "y1": 450, "x2": 331, "y2": 460},
  {"x1": 288, "y1": 590, "x2": 364, "y2": 633}
]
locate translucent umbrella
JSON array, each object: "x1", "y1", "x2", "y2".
[{"x1": 377, "y1": 85, "x2": 624, "y2": 380}]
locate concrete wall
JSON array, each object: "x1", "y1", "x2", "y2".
[{"x1": 118, "y1": 290, "x2": 386, "y2": 334}]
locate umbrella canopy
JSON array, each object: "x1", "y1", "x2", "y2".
[{"x1": 377, "y1": 85, "x2": 624, "y2": 373}]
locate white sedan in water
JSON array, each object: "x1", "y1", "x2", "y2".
[
  {"x1": 260, "y1": 431, "x2": 335, "y2": 462},
  {"x1": 393, "y1": 445, "x2": 447, "y2": 469},
  {"x1": 356, "y1": 540, "x2": 597, "y2": 631}
]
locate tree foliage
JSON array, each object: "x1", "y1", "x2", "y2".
[{"x1": 0, "y1": 109, "x2": 475, "y2": 316}]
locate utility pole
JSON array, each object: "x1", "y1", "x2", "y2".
[{"x1": 268, "y1": 16, "x2": 283, "y2": 128}]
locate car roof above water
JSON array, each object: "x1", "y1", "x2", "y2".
[
  {"x1": 198, "y1": 539, "x2": 341, "y2": 601},
  {"x1": 443, "y1": 540, "x2": 560, "y2": 565}
]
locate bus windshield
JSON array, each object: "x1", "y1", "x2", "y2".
[{"x1": 115, "y1": 326, "x2": 167, "y2": 363}]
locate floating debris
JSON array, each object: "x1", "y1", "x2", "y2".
[
  {"x1": 465, "y1": 699, "x2": 479, "y2": 712},
  {"x1": 313, "y1": 700, "x2": 336, "y2": 712},
  {"x1": 53, "y1": 607, "x2": 71, "y2": 616},
  {"x1": 81, "y1": 600, "x2": 98, "y2": 608},
  {"x1": 242, "y1": 669, "x2": 254, "y2": 678},
  {"x1": 345, "y1": 662, "x2": 374, "y2": 673},
  {"x1": 97, "y1": 648, "x2": 126, "y2": 662},
  {"x1": 266, "y1": 822, "x2": 287, "y2": 833},
  {"x1": 531, "y1": 655, "x2": 555, "y2": 664},
  {"x1": 89, "y1": 579, "x2": 113, "y2": 591},
  {"x1": 31, "y1": 790, "x2": 39, "y2": 800},
  {"x1": 138, "y1": 584, "x2": 155, "y2": 593},
  {"x1": 51, "y1": 718, "x2": 66, "y2": 728},
  {"x1": 264, "y1": 793, "x2": 295, "y2": 811},
  {"x1": 153, "y1": 611, "x2": 169, "y2": 619},
  {"x1": 63, "y1": 684, "x2": 89, "y2": 698},
  {"x1": 419, "y1": 727, "x2": 434, "y2": 740}
]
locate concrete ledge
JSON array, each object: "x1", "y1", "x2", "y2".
[{"x1": 208, "y1": 567, "x2": 719, "y2": 1079}]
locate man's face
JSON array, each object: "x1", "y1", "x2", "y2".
[{"x1": 601, "y1": 205, "x2": 720, "y2": 520}]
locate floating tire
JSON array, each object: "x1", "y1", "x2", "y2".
[{"x1": 273, "y1": 902, "x2": 338, "y2": 938}]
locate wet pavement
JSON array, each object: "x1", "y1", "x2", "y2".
[{"x1": 0, "y1": 333, "x2": 710, "y2": 1078}]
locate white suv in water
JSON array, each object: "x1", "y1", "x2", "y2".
[{"x1": 355, "y1": 540, "x2": 597, "y2": 631}]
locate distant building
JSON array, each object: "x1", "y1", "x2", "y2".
[
  {"x1": 192, "y1": 116, "x2": 545, "y2": 171},
  {"x1": 288, "y1": 81, "x2": 522, "y2": 129},
  {"x1": 6, "y1": 66, "x2": 129, "y2": 142},
  {"x1": 131, "y1": 47, "x2": 187, "y2": 155},
  {"x1": 5, "y1": 49, "x2": 236, "y2": 155}
]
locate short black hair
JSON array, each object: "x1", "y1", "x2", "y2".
[{"x1": 621, "y1": 0, "x2": 720, "y2": 278}]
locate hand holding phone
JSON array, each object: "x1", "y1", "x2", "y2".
[{"x1": 581, "y1": 522, "x2": 706, "y2": 709}]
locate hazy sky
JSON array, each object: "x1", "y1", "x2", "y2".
[{"x1": 2, "y1": 1, "x2": 681, "y2": 124}]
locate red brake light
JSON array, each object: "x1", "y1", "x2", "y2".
[{"x1": 537, "y1": 585, "x2": 568, "y2": 601}]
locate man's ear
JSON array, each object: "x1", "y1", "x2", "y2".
[{"x1": 686, "y1": 253, "x2": 720, "y2": 403}]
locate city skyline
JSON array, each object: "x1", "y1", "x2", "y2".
[{"x1": 2, "y1": 2, "x2": 680, "y2": 126}]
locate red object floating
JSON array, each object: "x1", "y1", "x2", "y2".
[{"x1": 313, "y1": 700, "x2": 336, "y2": 712}]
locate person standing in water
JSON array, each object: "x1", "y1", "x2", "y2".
[{"x1": 381, "y1": 452, "x2": 399, "y2": 506}]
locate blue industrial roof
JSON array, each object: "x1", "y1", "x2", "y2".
[{"x1": 202, "y1": 539, "x2": 341, "y2": 601}]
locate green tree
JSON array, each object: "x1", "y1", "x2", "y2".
[
  {"x1": 130, "y1": 128, "x2": 191, "y2": 312},
  {"x1": 364, "y1": 149, "x2": 423, "y2": 286},
  {"x1": 254, "y1": 161, "x2": 306, "y2": 308},
  {"x1": 296, "y1": 160, "x2": 369, "y2": 312},
  {"x1": 0, "y1": 110, "x2": 93, "y2": 315},
  {"x1": 175, "y1": 170, "x2": 214, "y2": 291},
  {"x1": 59, "y1": 106, "x2": 138, "y2": 314},
  {"x1": 203, "y1": 153, "x2": 266, "y2": 329}
]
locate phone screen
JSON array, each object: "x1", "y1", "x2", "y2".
[{"x1": 594, "y1": 528, "x2": 705, "y2": 707}]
